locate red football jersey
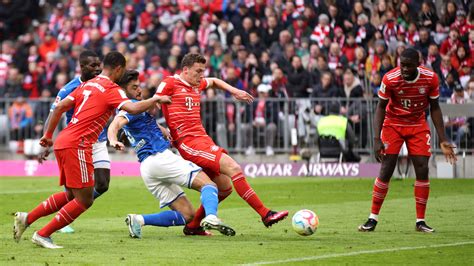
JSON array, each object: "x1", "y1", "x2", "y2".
[
  {"x1": 378, "y1": 66, "x2": 439, "y2": 126},
  {"x1": 55, "y1": 75, "x2": 130, "y2": 149},
  {"x1": 156, "y1": 74, "x2": 210, "y2": 141}
]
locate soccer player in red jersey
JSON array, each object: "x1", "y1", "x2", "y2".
[
  {"x1": 156, "y1": 53, "x2": 288, "y2": 234},
  {"x1": 13, "y1": 52, "x2": 171, "y2": 248},
  {"x1": 358, "y1": 48, "x2": 457, "y2": 233}
]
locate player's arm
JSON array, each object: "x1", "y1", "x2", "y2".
[
  {"x1": 373, "y1": 98, "x2": 389, "y2": 162},
  {"x1": 207, "y1": 78, "x2": 254, "y2": 103},
  {"x1": 107, "y1": 115, "x2": 129, "y2": 151},
  {"x1": 429, "y1": 98, "x2": 457, "y2": 164},
  {"x1": 120, "y1": 95, "x2": 171, "y2": 114},
  {"x1": 39, "y1": 98, "x2": 75, "y2": 148},
  {"x1": 158, "y1": 124, "x2": 171, "y2": 141}
]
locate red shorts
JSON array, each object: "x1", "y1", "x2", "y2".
[
  {"x1": 54, "y1": 148, "x2": 94, "y2": 188},
  {"x1": 176, "y1": 136, "x2": 227, "y2": 178},
  {"x1": 381, "y1": 123, "x2": 431, "y2": 156}
]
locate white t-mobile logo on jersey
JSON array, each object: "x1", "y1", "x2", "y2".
[{"x1": 185, "y1": 97, "x2": 199, "y2": 110}]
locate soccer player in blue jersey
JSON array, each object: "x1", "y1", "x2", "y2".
[
  {"x1": 39, "y1": 50, "x2": 108, "y2": 233},
  {"x1": 107, "y1": 70, "x2": 235, "y2": 238}
]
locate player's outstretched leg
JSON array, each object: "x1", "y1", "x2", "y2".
[
  {"x1": 359, "y1": 155, "x2": 397, "y2": 232},
  {"x1": 190, "y1": 172, "x2": 236, "y2": 236},
  {"x1": 220, "y1": 154, "x2": 288, "y2": 227},
  {"x1": 13, "y1": 191, "x2": 73, "y2": 242},
  {"x1": 33, "y1": 187, "x2": 93, "y2": 249},
  {"x1": 411, "y1": 156, "x2": 434, "y2": 233},
  {"x1": 125, "y1": 210, "x2": 188, "y2": 239},
  {"x1": 185, "y1": 175, "x2": 233, "y2": 236}
]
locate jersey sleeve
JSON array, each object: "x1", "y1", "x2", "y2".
[
  {"x1": 107, "y1": 86, "x2": 131, "y2": 110},
  {"x1": 155, "y1": 79, "x2": 173, "y2": 96},
  {"x1": 198, "y1": 78, "x2": 210, "y2": 92},
  {"x1": 117, "y1": 110, "x2": 138, "y2": 123},
  {"x1": 378, "y1": 74, "x2": 391, "y2": 100},
  {"x1": 428, "y1": 73, "x2": 440, "y2": 99},
  {"x1": 51, "y1": 87, "x2": 74, "y2": 111}
]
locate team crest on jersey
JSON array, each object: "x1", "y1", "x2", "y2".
[
  {"x1": 419, "y1": 87, "x2": 426, "y2": 94},
  {"x1": 193, "y1": 87, "x2": 199, "y2": 93},
  {"x1": 398, "y1": 90, "x2": 404, "y2": 95},
  {"x1": 210, "y1": 145, "x2": 219, "y2": 152}
]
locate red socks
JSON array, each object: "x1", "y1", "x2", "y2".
[
  {"x1": 414, "y1": 180, "x2": 430, "y2": 220},
  {"x1": 37, "y1": 199, "x2": 88, "y2": 238},
  {"x1": 27, "y1": 192, "x2": 71, "y2": 225},
  {"x1": 231, "y1": 172, "x2": 270, "y2": 218},
  {"x1": 371, "y1": 177, "x2": 390, "y2": 216},
  {"x1": 187, "y1": 187, "x2": 233, "y2": 229}
]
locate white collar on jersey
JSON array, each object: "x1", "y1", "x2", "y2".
[
  {"x1": 174, "y1": 74, "x2": 192, "y2": 87},
  {"x1": 404, "y1": 68, "x2": 420, "y2": 83},
  {"x1": 78, "y1": 76, "x2": 83, "y2": 83},
  {"x1": 98, "y1": 74, "x2": 111, "y2": 80}
]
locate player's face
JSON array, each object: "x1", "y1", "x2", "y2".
[
  {"x1": 185, "y1": 63, "x2": 205, "y2": 86},
  {"x1": 81, "y1": 56, "x2": 102, "y2": 81},
  {"x1": 124, "y1": 79, "x2": 141, "y2": 100},
  {"x1": 400, "y1": 56, "x2": 418, "y2": 81}
]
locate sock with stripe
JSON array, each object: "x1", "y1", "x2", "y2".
[
  {"x1": 37, "y1": 199, "x2": 88, "y2": 238},
  {"x1": 370, "y1": 177, "x2": 390, "y2": 220},
  {"x1": 142, "y1": 211, "x2": 186, "y2": 226},
  {"x1": 231, "y1": 172, "x2": 270, "y2": 218},
  {"x1": 27, "y1": 192, "x2": 71, "y2": 225},
  {"x1": 200, "y1": 184, "x2": 218, "y2": 216},
  {"x1": 187, "y1": 187, "x2": 233, "y2": 229},
  {"x1": 414, "y1": 179, "x2": 430, "y2": 220}
]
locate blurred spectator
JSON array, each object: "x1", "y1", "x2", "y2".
[
  {"x1": 2, "y1": 67, "x2": 24, "y2": 98},
  {"x1": 8, "y1": 97, "x2": 33, "y2": 153},
  {"x1": 415, "y1": 27, "x2": 435, "y2": 59},
  {"x1": 418, "y1": 1, "x2": 438, "y2": 31},
  {"x1": 242, "y1": 84, "x2": 278, "y2": 156},
  {"x1": 445, "y1": 83, "x2": 469, "y2": 148},
  {"x1": 287, "y1": 56, "x2": 310, "y2": 98},
  {"x1": 311, "y1": 71, "x2": 341, "y2": 115},
  {"x1": 440, "y1": 28, "x2": 461, "y2": 56}
]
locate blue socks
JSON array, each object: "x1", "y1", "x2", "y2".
[
  {"x1": 200, "y1": 184, "x2": 218, "y2": 216},
  {"x1": 143, "y1": 211, "x2": 186, "y2": 227}
]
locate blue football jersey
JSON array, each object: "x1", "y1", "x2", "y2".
[
  {"x1": 119, "y1": 105, "x2": 170, "y2": 162},
  {"x1": 51, "y1": 76, "x2": 107, "y2": 142}
]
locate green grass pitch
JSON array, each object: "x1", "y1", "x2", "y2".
[{"x1": 1, "y1": 177, "x2": 473, "y2": 265}]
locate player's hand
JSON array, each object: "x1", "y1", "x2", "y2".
[
  {"x1": 440, "y1": 141, "x2": 457, "y2": 165},
  {"x1": 373, "y1": 138, "x2": 385, "y2": 163},
  {"x1": 110, "y1": 141, "x2": 125, "y2": 151},
  {"x1": 37, "y1": 147, "x2": 51, "y2": 164},
  {"x1": 39, "y1": 136, "x2": 53, "y2": 148},
  {"x1": 153, "y1": 95, "x2": 172, "y2": 104},
  {"x1": 233, "y1": 90, "x2": 254, "y2": 104}
]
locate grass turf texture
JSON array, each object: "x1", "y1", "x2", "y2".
[{"x1": 1, "y1": 177, "x2": 473, "y2": 265}]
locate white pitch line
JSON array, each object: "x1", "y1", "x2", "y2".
[{"x1": 241, "y1": 241, "x2": 474, "y2": 265}]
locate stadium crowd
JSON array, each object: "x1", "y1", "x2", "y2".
[{"x1": 0, "y1": 0, "x2": 473, "y2": 154}]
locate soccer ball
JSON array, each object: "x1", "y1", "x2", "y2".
[{"x1": 292, "y1": 209, "x2": 319, "y2": 236}]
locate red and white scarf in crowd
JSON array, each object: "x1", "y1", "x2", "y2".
[
  {"x1": 172, "y1": 27, "x2": 186, "y2": 45},
  {"x1": 356, "y1": 26, "x2": 366, "y2": 44},
  {"x1": 121, "y1": 17, "x2": 132, "y2": 38},
  {"x1": 48, "y1": 14, "x2": 65, "y2": 32},
  {"x1": 311, "y1": 24, "x2": 331, "y2": 48},
  {"x1": 406, "y1": 31, "x2": 419, "y2": 46},
  {"x1": 99, "y1": 14, "x2": 111, "y2": 36},
  {"x1": 198, "y1": 25, "x2": 212, "y2": 51}
]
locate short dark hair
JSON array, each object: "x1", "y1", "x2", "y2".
[
  {"x1": 400, "y1": 48, "x2": 420, "y2": 63},
  {"x1": 181, "y1": 53, "x2": 206, "y2": 69},
  {"x1": 103, "y1": 51, "x2": 126, "y2": 69},
  {"x1": 79, "y1": 50, "x2": 99, "y2": 65},
  {"x1": 117, "y1": 69, "x2": 139, "y2": 88}
]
